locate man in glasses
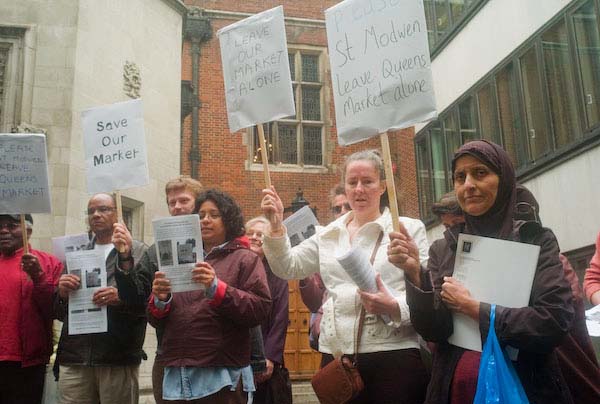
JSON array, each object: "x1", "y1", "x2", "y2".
[
  {"x1": 54, "y1": 193, "x2": 148, "y2": 404},
  {"x1": 515, "y1": 184, "x2": 600, "y2": 402},
  {"x1": 329, "y1": 183, "x2": 351, "y2": 220},
  {"x1": 431, "y1": 191, "x2": 465, "y2": 229},
  {"x1": 0, "y1": 214, "x2": 63, "y2": 404}
]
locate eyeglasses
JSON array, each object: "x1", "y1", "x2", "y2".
[
  {"x1": 331, "y1": 203, "x2": 351, "y2": 215},
  {"x1": 0, "y1": 222, "x2": 20, "y2": 231},
  {"x1": 199, "y1": 212, "x2": 222, "y2": 221},
  {"x1": 86, "y1": 206, "x2": 116, "y2": 215}
]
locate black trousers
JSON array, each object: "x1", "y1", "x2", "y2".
[
  {"x1": 321, "y1": 349, "x2": 429, "y2": 404},
  {"x1": 0, "y1": 361, "x2": 46, "y2": 404}
]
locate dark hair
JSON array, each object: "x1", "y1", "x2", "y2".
[
  {"x1": 431, "y1": 191, "x2": 463, "y2": 217},
  {"x1": 195, "y1": 189, "x2": 245, "y2": 241}
]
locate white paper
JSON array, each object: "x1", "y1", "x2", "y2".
[
  {"x1": 66, "y1": 249, "x2": 108, "y2": 335},
  {"x1": 81, "y1": 99, "x2": 149, "y2": 193},
  {"x1": 218, "y1": 6, "x2": 295, "y2": 132},
  {"x1": 325, "y1": 0, "x2": 437, "y2": 145},
  {"x1": 283, "y1": 205, "x2": 320, "y2": 247},
  {"x1": 336, "y1": 246, "x2": 377, "y2": 292},
  {"x1": 448, "y1": 234, "x2": 540, "y2": 352},
  {"x1": 52, "y1": 233, "x2": 90, "y2": 267},
  {"x1": 585, "y1": 304, "x2": 600, "y2": 337},
  {"x1": 0, "y1": 134, "x2": 52, "y2": 214},
  {"x1": 152, "y1": 214, "x2": 204, "y2": 293}
]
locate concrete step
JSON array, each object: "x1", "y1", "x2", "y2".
[{"x1": 293, "y1": 381, "x2": 319, "y2": 404}]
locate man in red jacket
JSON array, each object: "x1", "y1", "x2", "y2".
[{"x1": 0, "y1": 214, "x2": 63, "y2": 404}]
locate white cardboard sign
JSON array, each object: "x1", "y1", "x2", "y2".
[
  {"x1": 218, "y1": 6, "x2": 296, "y2": 132},
  {"x1": 81, "y1": 99, "x2": 149, "y2": 193},
  {"x1": 0, "y1": 133, "x2": 52, "y2": 214},
  {"x1": 325, "y1": 0, "x2": 437, "y2": 145}
]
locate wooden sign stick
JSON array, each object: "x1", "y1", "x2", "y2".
[
  {"x1": 115, "y1": 190, "x2": 126, "y2": 253},
  {"x1": 20, "y1": 214, "x2": 29, "y2": 254},
  {"x1": 257, "y1": 124, "x2": 272, "y2": 188},
  {"x1": 380, "y1": 131, "x2": 405, "y2": 233}
]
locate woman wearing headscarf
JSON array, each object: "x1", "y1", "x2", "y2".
[
  {"x1": 148, "y1": 189, "x2": 271, "y2": 403},
  {"x1": 391, "y1": 140, "x2": 574, "y2": 403},
  {"x1": 261, "y1": 149, "x2": 430, "y2": 404}
]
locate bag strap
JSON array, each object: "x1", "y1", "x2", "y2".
[{"x1": 353, "y1": 231, "x2": 384, "y2": 363}]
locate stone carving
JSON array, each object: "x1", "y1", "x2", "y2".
[
  {"x1": 123, "y1": 61, "x2": 141, "y2": 99},
  {"x1": 11, "y1": 122, "x2": 47, "y2": 135}
]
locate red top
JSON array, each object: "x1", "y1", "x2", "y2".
[
  {"x1": 0, "y1": 247, "x2": 63, "y2": 366},
  {"x1": 450, "y1": 350, "x2": 481, "y2": 404},
  {"x1": 583, "y1": 232, "x2": 600, "y2": 302}
]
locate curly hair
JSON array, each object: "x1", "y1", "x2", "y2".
[{"x1": 195, "y1": 189, "x2": 245, "y2": 242}]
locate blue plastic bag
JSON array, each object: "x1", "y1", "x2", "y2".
[{"x1": 473, "y1": 305, "x2": 529, "y2": 404}]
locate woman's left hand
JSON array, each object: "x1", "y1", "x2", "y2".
[
  {"x1": 358, "y1": 274, "x2": 401, "y2": 318},
  {"x1": 440, "y1": 276, "x2": 480, "y2": 320},
  {"x1": 191, "y1": 262, "x2": 216, "y2": 288}
]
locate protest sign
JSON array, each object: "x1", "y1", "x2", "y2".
[
  {"x1": 325, "y1": 0, "x2": 437, "y2": 146},
  {"x1": 0, "y1": 133, "x2": 51, "y2": 214},
  {"x1": 81, "y1": 99, "x2": 149, "y2": 194},
  {"x1": 218, "y1": 6, "x2": 295, "y2": 133}
]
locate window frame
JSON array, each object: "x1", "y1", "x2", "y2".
[{"x1": 246, "y1": 46, "x2": 329, "y2": 174}]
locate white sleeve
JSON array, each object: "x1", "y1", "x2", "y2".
[{"x1": 262, "y1": 226, "x2": 320, "y2": 280}]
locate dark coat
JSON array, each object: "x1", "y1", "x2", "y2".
[
  {"x1": 149, "y1": 238, "x2": 272, "y2": 368},
  {"x1": 406, "y1": 221, "x2": 575, "y2": 404},
  {"x1": 55, "y1": 239, "x2": 148, "y2": 366},
  {"x1": 261, "y1": 259, "x2": 289, "y2": 365}
]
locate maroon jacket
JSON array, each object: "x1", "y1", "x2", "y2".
[
  {"x1": 261, "y1": 260, "x2": 289, "y2": 365},
  {"x1": 0, "y1": 247, "x2": 63, "y2": 367},
  {"x1": 148, "y1": 238, "x2": 271, "y2": 368}
]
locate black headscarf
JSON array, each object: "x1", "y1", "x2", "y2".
[{"x1": 451, "y1": 140, "x2": 516, "y2": 239}]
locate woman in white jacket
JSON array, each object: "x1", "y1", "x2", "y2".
[{"x1": 261, "y1": 149, "x2": 430, "y2": 404}]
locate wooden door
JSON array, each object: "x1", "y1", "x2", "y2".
[{"x1": 284, "y1": 280, "x2": 322, "y2": 379}]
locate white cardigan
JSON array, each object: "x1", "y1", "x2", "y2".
[{"x1": 263, "y1": 208, "x2": 429, "y2": 355}]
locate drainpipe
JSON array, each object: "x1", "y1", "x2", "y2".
[{"x1": 182, "y1": 8, "x2": 211, "y2": 179}]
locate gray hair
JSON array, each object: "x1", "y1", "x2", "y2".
[{"x1": 245, "y1": 216, "x2": 269, "y2": 230}]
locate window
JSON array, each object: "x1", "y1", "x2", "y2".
[
  {"x1": 251, "y1": 50, "x2": 324, "y2": 167},
  {"x1": 0, "y1": 27, "x2": 25, "y2": 132},
  {"x1": 0, "y1": 46, "x2": 8, "y2": 129},
  {"x1": 415, "y1": 0, "x2": 600, "y2": 223},
  {"x1": 572, "y1": 0, "x2": 600, "y2": 129},
  {"x1": 423, "y1": 0, "x2": 486, "y2": 53}
]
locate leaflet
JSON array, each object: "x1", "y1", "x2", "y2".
[
  {"x1": 66, "y1": 249, "x2": 108, "y2": 335},
  {"x1": 152, "y1": 214, "x2": 203, "y2": 293},
  {"x1": 52, "y1": 233, "x2": 90, "y2": 267},
  {"x1": 449, "y1": 234, "x2": 540, "y2": 352},
  {"x1": 283, "y1": 205, "x2": 320, "y2": 247},
  {"x1": 585, "y1": 304, "x2": 600, "y2": 337}
]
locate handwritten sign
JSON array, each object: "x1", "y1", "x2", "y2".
[
  {"x1": 325, "y1": 0, "x2": 437, "y2": 145},
  {"x1": 0, "y1": 134, "x2": 51, "y2": 214},
  {"x1": 81, "y1": 99, "x2": 149, "y2": 193},
  {"x1": 218, "y1": 6, "x2": 295, "y2": 132}
]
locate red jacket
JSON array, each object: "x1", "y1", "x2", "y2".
[
  {"x1": 148, "y1": 238, "x2": 271, "y2": 368},
  {"x1": 0, "y1": 247, "x2": 63, "y2": 367},
  {"x1": 583, "y1": 232, "x2": 600, "y2": 302}
]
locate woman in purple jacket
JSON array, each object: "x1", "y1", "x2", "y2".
[{"x1": 148, "y1": 189, "x2": 272, "y2": 403}]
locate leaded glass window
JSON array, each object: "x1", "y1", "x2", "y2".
[{"x1": 252, "y1": 49, "x2": 324, "y2": 167}]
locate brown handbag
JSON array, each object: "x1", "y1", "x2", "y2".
[{"x1": 311, "y1": 232, "x2": 384, "y2": 404}]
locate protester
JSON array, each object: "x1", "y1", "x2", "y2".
[
  {"x1": 515, "y1": 184, "x2": 600, "y2": 402},
  {"x1": 148, "y1": 189, "x2": 271, "y2": 403},
  {"x1": 401, "y1": 140, "x2": 574, "y2": 403},
  {"x1": 126, "y1": 176, "x2": 204, "y2": 404},
  {"x1": 431, "y1": 191, "x2": 465, "y2": 229},
  {"x1": 583, "y1": 231, "x2": 600, "y2": 305},
  {"x1": 0, "y1": 214, "x2": 63, "y2": 404},
  {"x1": 246, "y1": 216, "x2": 292, "y2": 404},
  {"x1": 261, "y1": 149, "x2": 430, "y2": 403},
  {"x1": 55, "y1": 193, "x2": 148, "y2": 404},
  {"x1": 299, "y1": 183, "x2": 350, "y2": 351}
]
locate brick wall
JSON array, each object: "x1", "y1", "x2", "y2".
[{"x1": 181, "y1": 0, "x2": 420, "y2": 224}]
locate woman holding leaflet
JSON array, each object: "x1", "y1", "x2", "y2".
[
  {"x1": 261, "y1": 149, "x2": 430, "y2": 403},
  {"x1": 397, "y1": 140, "x2": 574, "y2": 403}
]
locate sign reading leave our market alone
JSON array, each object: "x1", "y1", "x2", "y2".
[
  {"x1": 81, "y1": 99, "x2": 149, "y2": 193},
  {"x1": 0, "y1": 133, "x2": 52, "y2": 214},
  {"x1": 217, "y1": 6, "x2": 295, "y2": 133},
  {"x1": 325, "y1": 0, "x2": 437, "y2": 145}
]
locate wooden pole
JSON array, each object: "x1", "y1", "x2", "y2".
[
  {"x1": 20, "y1": 214, "x2": 29, "y2": 254},
  {"x1": 380, "y1": 132, "x2": 405, "y2": 233},
  {"x1": 115, "y1": 190, "x2": 125, "y2": 253},
  {"x1": 257, "y1": 124, "x2": 272, "y2": 188}
]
